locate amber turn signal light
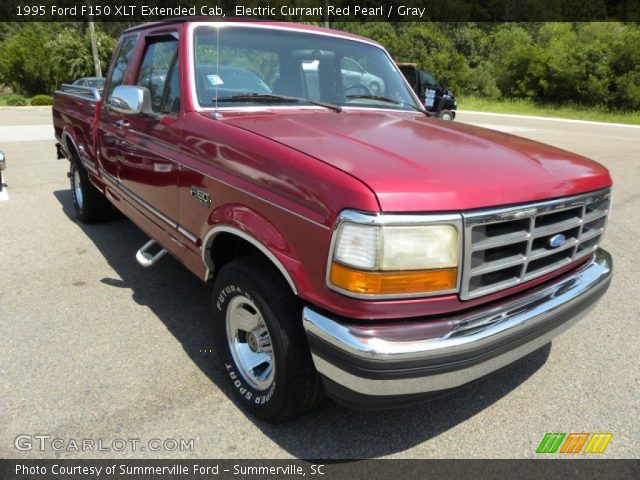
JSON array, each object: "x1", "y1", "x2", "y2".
[{"x1": 329, "y1": 262, "x2": 457, "y2": 296}]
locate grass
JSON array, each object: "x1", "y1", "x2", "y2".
[
  {"x1": 458, "y1": 95, "x2": 640, "y2": 125},
  {"x1": 0, "y1": 95, "x2": 33, "y2": 107}
]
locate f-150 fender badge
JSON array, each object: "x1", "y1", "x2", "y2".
[{"x1": 190, "y1": 186, "x2": 211, "y2": 207}]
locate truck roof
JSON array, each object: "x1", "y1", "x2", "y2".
[{"x1": 122, "y1": 19, "x2": 381, "y2": 47}]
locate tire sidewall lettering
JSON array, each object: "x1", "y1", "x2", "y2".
[
  {"x1": 224, "y1": 361, "x2": 272, "y2": 403},
  {"x1": 216, "y1": 285, "x2": 245, "y2": 311},
  {"x1": 253, "y1": 384, "x2": 275, "y2": 404}
]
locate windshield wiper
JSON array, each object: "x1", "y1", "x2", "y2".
[
  {"x1": 346, "y1": 94, "x2": 427, "y2": 114},
  {"x1": 346, "y1": 94, "x2": 401, "y2": 104},
  {"x1": 215, "y1": 93, "x2": 342, "y2": 112}
]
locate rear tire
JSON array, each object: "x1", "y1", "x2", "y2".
[
  {"x1": 211, "y1": 256, "x2": 322, "y2": 422},
  {"x1": 69, "y1": 159, "x2": 111, "y2": 223}
]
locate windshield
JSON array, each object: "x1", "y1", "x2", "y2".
[{"x1": 193, "y1": 25, "x2": 420, "y2": 112}]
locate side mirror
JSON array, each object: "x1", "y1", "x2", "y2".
[
  {"x1": 0, "y1": 151, "x2": 5, "y2": 171},
  {"x1": 108, "y1": 85, "x2": 153, "y2": 115}
]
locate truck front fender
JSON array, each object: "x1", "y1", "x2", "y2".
[{"x1": 201, "y1": 204, "x2": 299, "y2": 294}]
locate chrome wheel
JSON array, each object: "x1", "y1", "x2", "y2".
[
  {"x1": 73, "y1": 168, "x2": 83, "y2": 210},
  {"x1": 225, "y1": 295, "x2": 275, "y2": 391}
]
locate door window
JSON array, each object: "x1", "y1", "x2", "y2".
[
  {"x1": 136, "y1": 35, "x2": 180, "y2": 114},
  {"x1": 105, "y1": 35, "x2": 137, "y2": 100}
]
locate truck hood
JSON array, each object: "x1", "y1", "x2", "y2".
[{"x1": 221, "y1": 110, "x2": 611, "y2": 212}]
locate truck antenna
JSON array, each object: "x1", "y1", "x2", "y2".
[{"x1": 214, "y1": 25, "x2": 220, "y2": 117}]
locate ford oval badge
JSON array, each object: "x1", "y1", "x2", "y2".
[{"x1": 549, "y1": 234, "x2": 566, "y2": 248}]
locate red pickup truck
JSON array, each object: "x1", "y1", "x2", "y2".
[{"x1": 53, "y1": 20, "x2": 613, "y2": 421}]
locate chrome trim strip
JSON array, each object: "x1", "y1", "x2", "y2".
[
  {"x1": 304, "y1": 248, "x2": 612, "y2": 396},
  {"x1": 177, "y1": 226, "x2": 198, "y2": 244},
  {"x1": 463, "y1": 189, "x2": 611, "y2": 226},
  {"x1": 99, "y1": 167, "x2": 198, "y2": 244},
  {"x1": 311, "y1": 310, "x2": 576, "y2": 395},
  {"x1": 101, "y1": 169, "x2": 176, "y2": 227},
  {"x1": 325, "y1": 209, "x2": 463, "y2": 300},
  {"x1": 56, "y1": 84, "x2": 101, "y2": 102},
  {"x1": 201, "y1": 225, "x2": 298, "y2": 294}
]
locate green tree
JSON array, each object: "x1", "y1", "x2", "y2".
[
  {"x1": 610, "y1": 27, "x2": 640, "y2": 109},
  {"x1": 490, "y1": 24, "x2": 550, "y2": 99},
  {"x1": 48, "y1": 25, "x2": 116, "y2": 87},
  {"x1": 0, "y1": 24, "x2": 59, "y2": 95},
  {"x1": 0, "y1": 23, "x2": 116, "y2": 95}
]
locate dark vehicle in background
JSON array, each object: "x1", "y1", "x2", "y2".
[
  {"x1": 72, "y1": 77, "x2": 105, "y2": 89},
  {"x1": 398, "y1": 63, "x2": 457, "y2": 120},
  {"x1": 0, "y1": 151, "x2": 5, "y2": 192}
]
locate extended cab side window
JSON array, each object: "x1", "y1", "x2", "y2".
[
  {"x1": 105, "y1": 36, "x2": 137, "y2": 101},
  {"x1": 136, "y1": 35, "x2": 180, "y2": 115}
]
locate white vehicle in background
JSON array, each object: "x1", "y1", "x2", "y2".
[
  {"x1": 302, "y1": 57, "x2": 386, "y2": 96},
  {"x1": 72, "y1": 77, "x2": 105, "y2": 90}
]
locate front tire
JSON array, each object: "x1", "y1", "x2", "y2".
[
  {"x1": 437, "y1": 110, "x2": 454, "y2": 121},
  {"x1": 211, "y1": 257, "x2": 322, "y2": 421},
  {"x1": 69, "y1": 159, "x2": 111, "y2": 223}
]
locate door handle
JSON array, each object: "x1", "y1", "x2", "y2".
[{"x1": 115, "y1": 119, "x2": 130, "y2": 128}]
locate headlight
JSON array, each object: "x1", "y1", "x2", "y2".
[{"x1": 327, "y1": 211, "x2": 462, "y2": 298}]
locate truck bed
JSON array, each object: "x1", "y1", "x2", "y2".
[{"x1": 53, "y1": 85, "x2": 101, "y2": 172}]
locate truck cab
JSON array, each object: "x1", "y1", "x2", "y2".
[
  {"x1": 52, "y1": 21, "x2": 612, "y2": 421},
  {"x1": 398, "y1": 63, "x2": 457, "y2": 120}
]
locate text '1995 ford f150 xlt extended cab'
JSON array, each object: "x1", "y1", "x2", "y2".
[{"x1": 53, "y1": 20, "x2": 613, "y2": 422}]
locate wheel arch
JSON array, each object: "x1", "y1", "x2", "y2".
[
  {"x1": 202, "y1": 225, "x2": 298, "y2": 295},
  {"x1": 62, "y1": 129, "x2": 80, "y2": 160}
]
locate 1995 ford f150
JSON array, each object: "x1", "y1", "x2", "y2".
[{"x1": 52, "y1": 20, "x2": 613, "y2": 421}]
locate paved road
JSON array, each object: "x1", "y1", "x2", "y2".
[{"x1": 0, "y1": 108, "x2": 638, "y2": 459}]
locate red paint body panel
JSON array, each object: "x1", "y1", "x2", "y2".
[
  {"x1": 221, "y1": 109, "x2": 611, "y2": 212},
  {"x1": 52, "y1": 20, "x2": 613, "y2": 322},
  {"x1": 52, "y1": 94, "x2": 98, "y2": 172}
]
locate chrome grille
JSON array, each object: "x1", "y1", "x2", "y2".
[{"x1": 460, "y1": 189, "x2": 610, "y2": 300}]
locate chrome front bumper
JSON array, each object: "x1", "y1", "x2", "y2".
[{"x1": 303, "y1": 249, "x2": 612, "y2": 408}]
